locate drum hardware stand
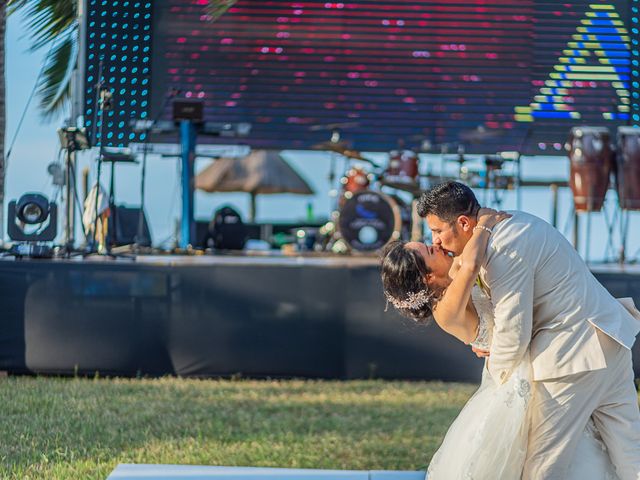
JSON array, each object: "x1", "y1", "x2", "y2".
[
  {"x1": 601, "y1": 195, "x2": 620, "y2": 262},
  {"x1": 515, "y1": 154, "x2": 523, "y2": 211},
  {"x1": 438, "y1": 143, "x2": 451, "y2": 180},
  {"x1": 564, "y1": 203, "x2": 580, "y2": 252},
  {"x1": 498, "y1": 150, "x2": 521, "y2": 210},
  {"x1": 321, "y1": 128, "x2": 343, "y2": 214},
  {"x1": 410, "y1": 194, "x2": 424, "y2": 242},
  {"x1": 483, "y1": 155, "x2": 505, "y2": 209},
  {"x1": 453, "y1": 144, "x2": 466, "y2": 180},
  {"x1": 580, "y1": 185, "x2": 620, "y2": 264},
  {"x1": 618, "y1": 147, "x2": 628, "y2": 264},
  {"x1": 328, "y1": 151, "x2": 336, "y2": 207},
  {"x1": 619, "y1": 209, "x2": 630, "y2": 264},
  {"x1": 584, "y1": 187, "x2": 594, "y2": 263},
  {"x1": 550, "y1": 183, "x2": 559, "y2": 228}
]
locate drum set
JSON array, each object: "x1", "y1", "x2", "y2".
[
  {"x1": 307, "y1": 124, "x2": 639, "y2": 258},
  {"x1": 313, "y1": 138, "x2": 518, "y2": 254}
]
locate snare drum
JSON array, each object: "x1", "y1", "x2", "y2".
[
  {"x1": 338, "y1": 190, "x2": 411, "y2": 251},
  {"x1": 566, "y1": 126, "x2": 614, "y2": 212}
]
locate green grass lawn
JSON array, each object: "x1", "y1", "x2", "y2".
[
  {"x1": 3, "y1": 377, "x2": 638, "y2": 480},
  {"x1": 0, "y1": 377, "x2": 477, "y2": 480}
]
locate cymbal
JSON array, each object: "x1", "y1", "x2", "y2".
[
  {"x1": 309, "y1": 122, "x2": 359, "y2": 132},
  {"x1": 342, "y1": 148, "x2": 366, "y2": 161},
  {"x1": 459, "y1": 126, "x2": 505, "y2": 143},
  {"x1": 444, "y1": 154, "x2": 469, "y2": 164},
  {"x1": 408, "y1": 136, "x2": 459, "y2": 154},
  {"x1": 312, "y1": 140, "x2": 350, "y2": 153},
  {"x1": 342, "y1": 149, "x2": 380, "y2": 167},
  {"x1": 379, "y1": 178, "x2": 422, "y2": 195},
  {"x1": 312, "y1": 140, "x2": 379, "y2": 167}
]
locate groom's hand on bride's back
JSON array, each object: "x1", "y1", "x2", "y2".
[{"x1": 472, "y1": 346, "x2": 490, "y2": 358}]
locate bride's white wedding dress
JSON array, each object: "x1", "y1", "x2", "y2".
[{"x1": 426, "y1": 286, "x2": 619, "y2": 480}]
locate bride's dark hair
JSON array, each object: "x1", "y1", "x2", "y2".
[{"x1": 380, "y1": 240, "x2": 440, "y2": 323}]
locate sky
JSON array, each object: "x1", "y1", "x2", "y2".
[{"x1": 4, "y1": 9, "x2": 640, "y2": 262}]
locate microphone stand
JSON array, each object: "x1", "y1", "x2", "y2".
[
  {"x1": 134, "y1": 88, "x2": 180, "y2": 252},
  {"x1": 89, "y1": 59, "x2": 110, "y2": 254},
  {"x1": 90, "y1": 85, "x2": 112, "y2": 254}
]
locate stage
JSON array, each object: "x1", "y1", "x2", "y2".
[{"x1": 0, "y1": 254, "x2": 639, "y2": 381}]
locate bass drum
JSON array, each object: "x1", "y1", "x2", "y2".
[{"x1": 338, "y1": 190, "x2": 411, "y2": 252}]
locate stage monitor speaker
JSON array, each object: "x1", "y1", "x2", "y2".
[
  {"x1": 208, "y1": 206, "x2": 247, "y2": 250},
  {"x1": 107, "y1": 205, "x2": 152, "y2": 247}
]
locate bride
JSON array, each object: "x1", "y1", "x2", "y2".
[{"x1": 380, "y1": 209, "x2": 619, "y2": 480}]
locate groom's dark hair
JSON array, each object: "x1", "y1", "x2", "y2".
[{"x1": 417, "y1": 181, "x2": 481, "y2": 223}]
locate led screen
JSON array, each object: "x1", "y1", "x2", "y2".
[{"x1": 86, "y1": 1, "x2": 633, "y2": 153}]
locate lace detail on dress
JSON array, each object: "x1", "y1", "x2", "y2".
[
  {"x1": 504, "y1": 376, "x2": 532, "y2": 408},
  {"x1": 470, "y1": 285, "x2": 494, "y2": 350}
]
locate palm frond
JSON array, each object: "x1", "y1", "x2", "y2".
[
  {"x1": 206, "y1": 0, "x2": 238, "y2": 22},
  {"x1": 37, "y1": 35, "x2": 76, "y2": 118},
  {"x1": 8, "y1": 0, "x2": 76, "y2": 51},
  {"x1": 8, "y1": 0, "x2": 77, "y2": 117}
]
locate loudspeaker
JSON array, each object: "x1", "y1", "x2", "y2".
[
  {"x1": 107, "y1": 205, "x2": 152, "y2": 247},
  {"x1": 208, "y1": 206, "x2": 247, "y2": 250}
]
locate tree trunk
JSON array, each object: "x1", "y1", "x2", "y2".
[{"x1": 0, "y1": 2, "x2": 5, "y2": 243}]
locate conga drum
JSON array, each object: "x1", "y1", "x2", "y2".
[
  {"x1": 616, "y1": 126, "x2": 640, "y2": 210},
  {"x1": 566, "y1": 126, "x2": 614, "y2": 212},
  {"x1": 338, "y1": 190, "x2": 411, "y2": 251}
]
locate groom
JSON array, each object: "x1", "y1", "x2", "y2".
[{"x1": 418, "y1": 181, "x2": 640, "y2": 480}]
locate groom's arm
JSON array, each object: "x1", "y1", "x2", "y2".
[{"x1": 484, "y1": 248, "x2": 534, "y2": 385}]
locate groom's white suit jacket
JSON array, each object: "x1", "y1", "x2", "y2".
[{"x1": 479, "y1": 211, "x2": 640, "y2": 384}]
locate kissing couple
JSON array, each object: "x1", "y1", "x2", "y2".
[{"x1": 381, "y1": 181, "x2": 640, "y2": 479}]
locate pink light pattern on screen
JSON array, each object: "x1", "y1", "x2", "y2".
[{"x1": 147, "y1": 0, "x2": 629, "y2": 152}]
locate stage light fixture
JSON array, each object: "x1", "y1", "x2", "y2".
[
  {"x1": 8, "y1": 193, "x2": 58, "y2": 252},
  {"x1": 15, "y1": 194, "x2": 50, "y2": 225}
]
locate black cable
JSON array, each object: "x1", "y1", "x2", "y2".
[{"x1": 5, "y1": 42, "x2": 55, "y2": 166}]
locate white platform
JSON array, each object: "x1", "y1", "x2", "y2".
[{"x1": 107, "y1": 465, "x2": 426, "y2": 480}]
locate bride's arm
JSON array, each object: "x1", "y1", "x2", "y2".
[{"x1": 432, "y1": 209, "x2": 509, "y2": 344}]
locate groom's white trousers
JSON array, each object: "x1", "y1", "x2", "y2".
[{"x1": 523, "y1": 328, "x2": 640, "y2": 480}]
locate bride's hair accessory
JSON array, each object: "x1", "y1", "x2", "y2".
[{"x1": 385, "y1": 289, "x2": 432, "y2": 310}]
